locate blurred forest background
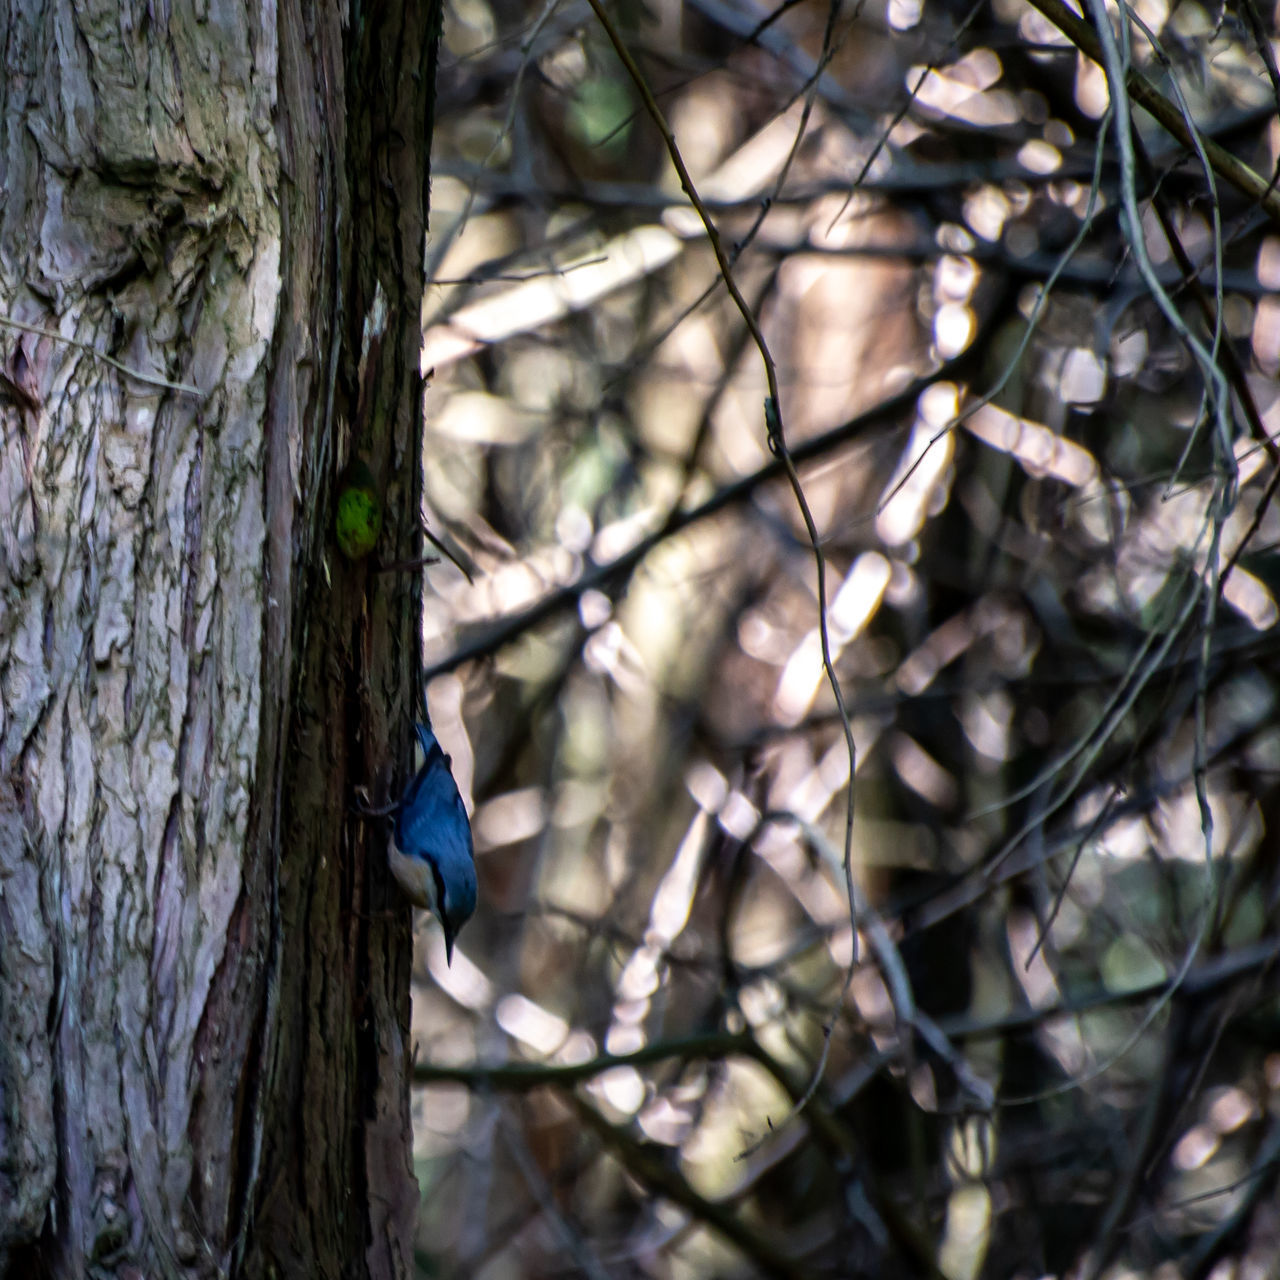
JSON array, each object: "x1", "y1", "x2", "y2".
[{"x1": 404, "y1": 0, "x2": 1280, "y2": 1275}]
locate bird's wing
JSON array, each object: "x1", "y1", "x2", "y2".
[{"x1": 395, "y1": 752, "x2": 474, "y2": 863}]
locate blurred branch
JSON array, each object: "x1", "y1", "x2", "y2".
[
  {"x1": 415, "y1": 1, "x2": 1280, "y2": 1270},
  {"x1": 412, "y1": 938, "x2": 1278, "y2": 1090},
  {"x1": 1080, "y1": 2, "x2": 1232, "y2": 1035},
  {"x1": 1082, "y1": 1005, "x2": 1184, "y2": 1280},
  {"x1": 1136, "y1": 167, "x2": 1274, "y2": 463},
  {"x1": 413, "y1": 1029, "x2": 754, "y2": 1087},
  {"x1": 1187, "y1": 1117, "x2": 1280, "y2": 1278},
  {"x1": 828, "y1": 0, "x2": 988, "y2": 231},
  {"x1": 685, "y1": 0, "x2": 876, "y2": 130},
  {"x1": 1025, "y1": 0, "x2": 1280, "y2": 222},
  {"x1": 874, "y1": 102, "x2": 1108, "y2": 518},
  {"x1": 775, "y1": 238, "x2": 1270, "y2": 295},
  {"x1": 423, "y1": 289, "x2": 1011, "y2": 679},
  {"x1": 500, "y1": 1106, "x2": 614, "y2": 1280},
  {"x1": 435, "y1": 103, "x2": 1279, "y2": 204},
  {"x1": 430, "y1": 256, "x2": 610, "y2": 285},
  {"x1": 1082, "y1": 0, "x2": 1234, "y2": 471},
  {"x1": 607, "y1": 1, "x2": 846, "y2": 400},
  {"x1": 716, "y1": 625, "x2": 1280, "y2": 750},
  {"x1": 921, "y1": 936, "x2": 1280, "y2": 1054},
  {"x1": 1234, "y1": 0, "x2": 1280, "y2": 122},
  {"x1": 567, "y1": 1094, "x2": 812, "y2": 1280},
  {"x1": 416, "y1": 1021, "x2": 941, "y2": 1271},
  {"x1": 583, "y1": 0, "x2": 860, "y2": 959},
  {"x1": 937, "y1": 941, "x2": 1280, "y2": 1048},
  {"x1": 421, "y1": 356, "x2": 908, "y2": 678},
  {"x1": 739, "y1": 1035, "x2": 949, "y2": 1277},
  {"x1": 762, "y1": 812, "x2": 996, "y2": 1110},
  {"x1": 445, "y1": 0, "x2": 562, "y2": 261},
  {"x1": 916, "y1": 717, "x2": 1269, "y2": 933}
]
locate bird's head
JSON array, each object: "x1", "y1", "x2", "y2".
[{"x1": 433, "y1": 850, "x2": 478, "y2": 965}]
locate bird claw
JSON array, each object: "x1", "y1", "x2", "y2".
[{"x1": 352, "y1": 787, "x2": 397, "y2": 817}]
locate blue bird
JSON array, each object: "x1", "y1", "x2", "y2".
[{"x1": 390, "y1": 722, "x2": 478, "y2": 964}]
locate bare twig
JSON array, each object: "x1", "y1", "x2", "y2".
[
  {"x1": 583, "y1": 0, "x2": 860, "y2": 967},
  {"x1": 1024, "y1": 0, "x2": 1280, "y2": 223},
  {"x1": 0, "y1": 313, "x2": 204, "y2": 396}
]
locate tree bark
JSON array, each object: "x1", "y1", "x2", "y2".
[{"x1": 0, "y1": 2, "x2": 441, "y2": 1276}]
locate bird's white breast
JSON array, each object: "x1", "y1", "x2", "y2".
[{"x1": 388, "y1": 843, "x2": 439, "y2": 913}]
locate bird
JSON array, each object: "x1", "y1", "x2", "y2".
[{"x1": 389, "y1": 722, "x2": 478, "y2": 964}]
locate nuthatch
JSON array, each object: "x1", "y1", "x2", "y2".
[{"x1": 389, "y1": 723, "x2": 478, "y2": 964}]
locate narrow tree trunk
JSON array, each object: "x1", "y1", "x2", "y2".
[{"x1": 0, "y1": 3, "x2": 441, "y2": 1276}]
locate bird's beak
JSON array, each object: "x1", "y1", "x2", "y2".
[{"x1": 443, "y1": 922, "x2": 455, "y2": 967}]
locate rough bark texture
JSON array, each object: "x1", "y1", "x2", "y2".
[{"x1": 0, "y1": 2, "x2": 440, "y2": 1276}]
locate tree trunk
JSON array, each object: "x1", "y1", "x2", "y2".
[{"x1": 0, "y1": 2, "x2": 441, "y2": 1275}]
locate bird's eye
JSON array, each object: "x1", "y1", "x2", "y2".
[{"x1": 432, "y1": 863, "x2": 448, "y2": 911}]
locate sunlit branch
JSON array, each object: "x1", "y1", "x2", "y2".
[
  {"x1": 413, "y1": 1029, "x2": 754, "y2": 1087},
  {"x1": 581, "y1": 0, "x2": 862, "y2": 966},
  {"x1": 568, "y1": 1093, "x2": 812, "y2": 1280},
  {"x1": 1025, "y1": 0, "x2": 1280, "y2": 223},
  {"x1": 422, "y1": 293, "x2": 1009, "y2": 680}
]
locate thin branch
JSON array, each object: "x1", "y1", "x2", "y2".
[
  {"x1": 0, "y1": 314, "x2": 204, "y2": 396},
  {"x1": 422, "y1": 287, "x2": 1011, "y2": 681},
  {"x1": 1024, "y1": 0, "x2": 1280, "y2": 223},
  {"x1": 413, "y1": 1029, "x2": 753, "y2": 1087},
  {"x1": 568, "y1": 1094, "x2": 811, "y2": 1280},
  {"x1": 583, "y1": 0, "x2": 860, "y2": 967}
]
